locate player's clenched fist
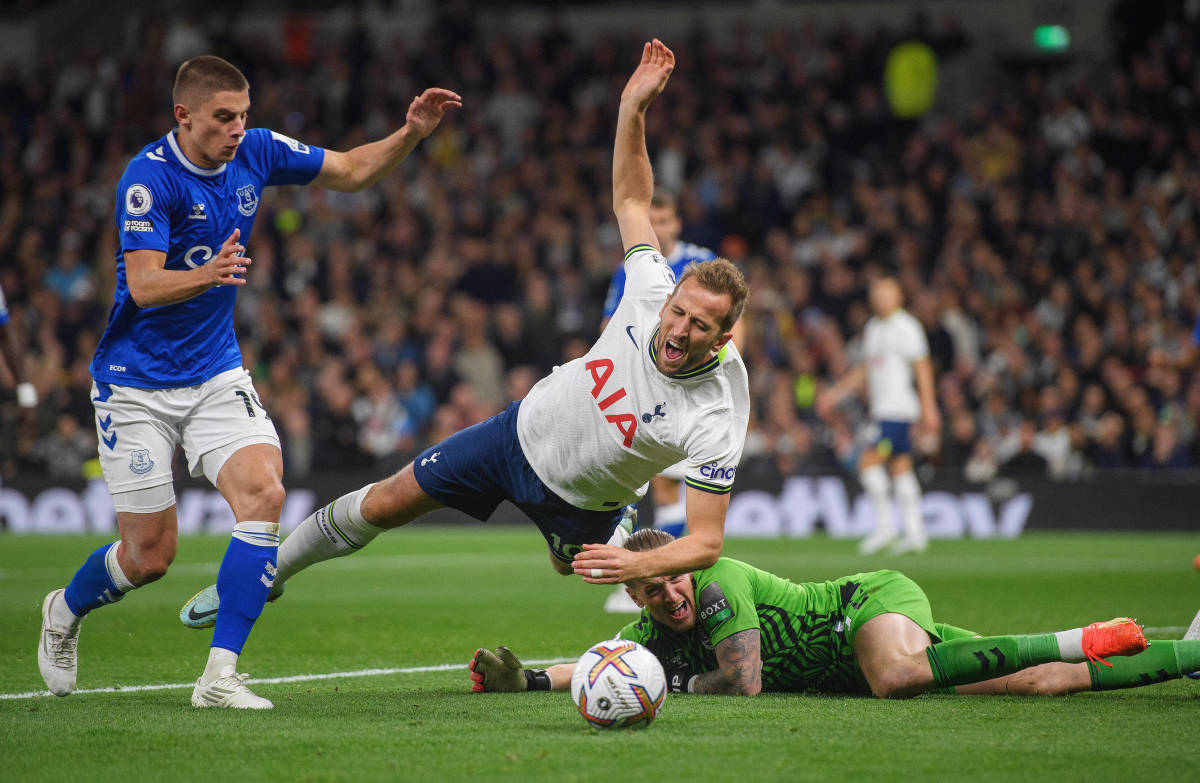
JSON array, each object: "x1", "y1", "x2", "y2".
[{"x1": 209, "y1": 227, "x2": 251, "y2": 288}]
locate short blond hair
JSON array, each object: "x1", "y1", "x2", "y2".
[
  {"x1": 676, "y1": 257, "x2": 748, "y2": 332},
  {"x1": 624, "y1": 528, "x2": 676, "y2": 553}
]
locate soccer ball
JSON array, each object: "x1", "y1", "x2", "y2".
[{"x1": 570, "y1": 640, "x2": 667, "y2": 729}]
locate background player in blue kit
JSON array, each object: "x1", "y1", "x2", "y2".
[{"x1": 36, "y1": 55, "x2": 460, "y2": 709}]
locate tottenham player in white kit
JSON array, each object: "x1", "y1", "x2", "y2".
[
  {"x1": 180, "y1": 39, "x2": 749, "y2": 635},
  {"x1": 36, "y1": 55, "x2": 460, "y2": 708},
  {"x1": 817, "y1": 273, "x2": 940, "y2": 554},
  {"x1": 598, "y1": 193, "x2": 718, "y2": 612}
]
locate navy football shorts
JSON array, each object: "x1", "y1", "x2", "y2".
[
  {"x1": 872, "y1": 419, "x2": 913, "y2": 457},
  {"x1": 412, "y1": 401, "x2": 624, "y2": 563}
]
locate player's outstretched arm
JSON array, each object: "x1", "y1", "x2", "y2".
[
  {"x1": 311, "y1": 87, "x2": 462, "y2": 192},
  {"x1": 913, "y1": 356, "x2": 941, "y2": 436},
  {"x1": 573, "y1": 488, "x2": 724, "y2": 583},
  {"x1": 612, "y1": 39, "x2": 674, "y2": 251},
  {"x1": 125, "y1": 229, "x2": 250, "y2": 307},
  {"x1": 468, "y1": 647, "x2": 571, "y2": 692}
]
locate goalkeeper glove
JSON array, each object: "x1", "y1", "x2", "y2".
[
  {"x1": 665, "y1": 662, "x2": 697, "y2": 693},
  {"x1": 469, "y1": 646, "x2": 552, "y2": 692}
]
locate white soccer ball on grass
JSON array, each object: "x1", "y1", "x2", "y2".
[{"x1": 570, "y1": 640, "x2": 667, "y2": 729}]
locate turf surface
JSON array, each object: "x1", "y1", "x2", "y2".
[{"x1": 3, "y1": 527, "x2": 1198, "y2": 781}]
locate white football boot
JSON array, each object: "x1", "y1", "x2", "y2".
[
  {"x1": 191, "y1": 664, "x2": 274, "y2": 709},
  {"x1": 888, "y1": 534, "x2": 929, "y2": 555},
  {"x1": 38, "y1": 589, "x2": 81, "y2": 696},
  {"x1": 857, "y1": 529, "x2": 899, "y2": 556}
]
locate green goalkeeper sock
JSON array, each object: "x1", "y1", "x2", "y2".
[
  {"x1": 926, "y1": 632, "x2": 1074, "y2": 688},
  {"x1": 1088, "y1": 640, "x2": 1200, "y2": 691}
]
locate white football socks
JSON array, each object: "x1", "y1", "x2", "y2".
[
  {"x1": 275, "y1": 485, "x2": 382, "y2": 584},
  {"x1": 860, "y1": 464, "x2": 894, "y2": 539},
  {"x1": 202, "y1": 647, "x2": 238, "y2": 684},
  {"x1": 893, "y1": 470, "x2": 925, "y2": 541}
]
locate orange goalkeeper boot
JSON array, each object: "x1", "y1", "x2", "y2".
[{"x1": 1081, "y1": 617, "x2": 1148, "y2": 667}]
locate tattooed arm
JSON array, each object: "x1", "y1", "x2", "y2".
[{"x1": 689, "y1": 629, "x2": 763, "y2": 695}]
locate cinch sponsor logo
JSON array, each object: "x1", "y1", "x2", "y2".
[{"x1": 699, "y1": 462, "x2": 735, "y2": 481}]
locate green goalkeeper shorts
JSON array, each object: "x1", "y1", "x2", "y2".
[{"x1": 841, "y1": 569, "x2": 957, "y2": 645}]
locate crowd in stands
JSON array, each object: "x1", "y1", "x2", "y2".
[{"x1": 2, "y1": 3, "x2": 1198, "y2": 488}]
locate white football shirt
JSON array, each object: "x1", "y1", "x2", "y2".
[
  {"x1": 862, "y1": 308, "x2": 929, "y2": 422},
  {"x1": 517, "y1": 245, "x2": 750, "y2": 511}
]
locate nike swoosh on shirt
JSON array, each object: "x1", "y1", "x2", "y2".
[
  {"x1": 625, "y1": 325, "x2": 638, "y2": 348},
  {"x1": 188, "y1": 607, "x2": 217, "y2": 621}
]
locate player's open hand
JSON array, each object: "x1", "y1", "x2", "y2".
[
  {"x1": 621, "y1": 39, "x2": 674, "y2": 111},
  {"x1": 573, "y1": 543, "x2": 641, "y2": 584},
  {"x1": 405, "y1": 88, "x2": 463, "y2": 138},
  {"x1": 209, "y1": 228, "x2": 250, "y2": 288}
]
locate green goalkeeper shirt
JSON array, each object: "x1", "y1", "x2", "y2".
[{"x1": 617, "y1": 558, "x2": 884, "y2": 694}]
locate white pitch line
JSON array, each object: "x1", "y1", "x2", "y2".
[{"x1": 0, "y1": 656, "x2": 575, "y2": 701}]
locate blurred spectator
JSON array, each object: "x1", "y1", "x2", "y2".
[
  {"x1": 32, "y1": 413, "x2": 95, "y2": 479},
  {"x1": 1, "y1": 5, "x2": 1199, "y2": 486},
  {"x1": 999, "y1": 421, "x2": 1050, "y2": 479}
]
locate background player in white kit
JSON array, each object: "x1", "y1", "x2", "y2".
[
  {"x1": 817, "y1": 273, "x2": 940, "y2": 555},
  {"x1": 36, "y1": 55, "x2": 460, "y2": 709},
  {"x1": 180, "y1": 39, "x2": 750, "y2": 635}
]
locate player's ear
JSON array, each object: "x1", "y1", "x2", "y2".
[
  {"x1": 711, "y1": 330, "x2": 733, "y2": 354},
  {"x1": 174, "y1": 103, "x2": 190, "y2": 128},
  {"x1": 626, "y1": 586, "x2": 644, "y2": 608}
]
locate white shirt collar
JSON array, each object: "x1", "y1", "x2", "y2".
[{"x1": 167, "y1": 130, "x2": 227, "y2": 177}]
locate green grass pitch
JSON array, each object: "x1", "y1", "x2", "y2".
[{"x1": 2, "y1": 527, "x2": 1198, "y2": 782}]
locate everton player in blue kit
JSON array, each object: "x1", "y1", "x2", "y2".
[{"x1": 36, "y1": 55, "x2": 460, "y2": 708}]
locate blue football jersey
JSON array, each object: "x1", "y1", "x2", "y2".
[
  {"x1": 601, "y1": 240, "x2": 716, "y2": 318},
  {"x1": 92, "y1": 128, "x2": 324, "y2": 388}
]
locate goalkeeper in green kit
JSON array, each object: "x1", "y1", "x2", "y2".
[{"x1": 470, "y1": 529, "x2": 1200, "y2": 698}]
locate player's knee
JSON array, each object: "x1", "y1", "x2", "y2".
[
  {"x1": 125, "y1": 547, "x2": 175, "y2": 586},
  {"x1": 867, "y1": 663, "x2": 927, "y2": 699},
  {"x1": 239, "y1": 476, "x2": 286, "y2": 519}
]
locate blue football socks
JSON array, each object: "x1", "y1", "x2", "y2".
[
  {"x1": 211, "y1": 522, "x2": 280, "y2": 655},
  {"x1": 63, "y1": 542, "x2": 131, "y2": 617}
]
